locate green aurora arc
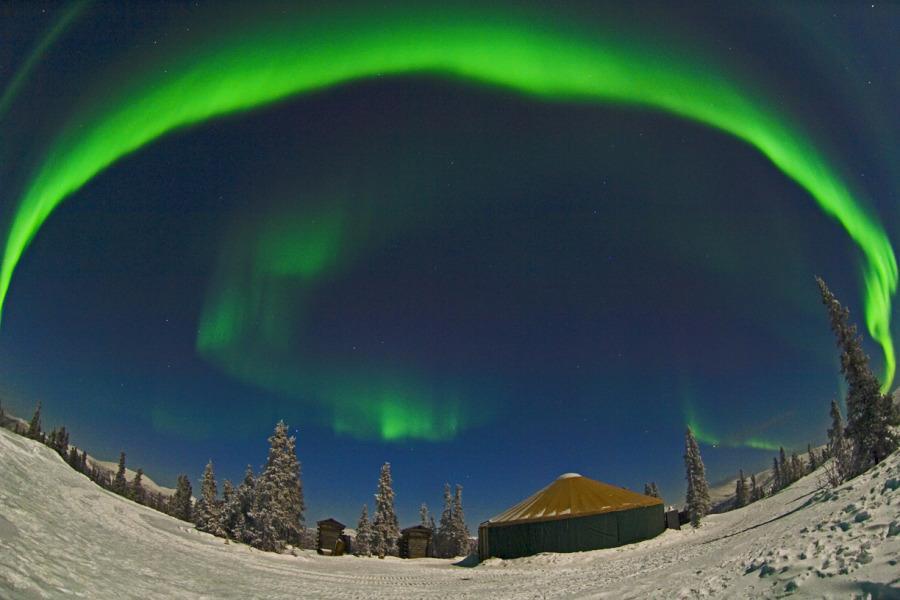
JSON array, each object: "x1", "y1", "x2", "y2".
[{"x1": 1, "y1": 5, "x2": 897, "y2": 439}]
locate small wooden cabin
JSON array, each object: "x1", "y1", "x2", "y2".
[
  {"x1": 664, "y1": 508, "x2": 681, "y2": 530},
  {"x1": 317, "y1": 518, "x2": 346, "y2": 555},
  {"x1": 399, "y1": 525, "x2": 432, "y2": 559}
]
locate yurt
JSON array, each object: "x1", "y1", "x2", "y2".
[{"x1": 478, "y1": 473, "x2": 664, "y2": 560}]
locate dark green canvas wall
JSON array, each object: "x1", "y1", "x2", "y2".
[{"x1": 479, "y1": 504, "x2": 664, "y2": 560}]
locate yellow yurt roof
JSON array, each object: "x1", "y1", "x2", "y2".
[{"x1": 485, "y1": 473, "x2": 663, "y2": 526}]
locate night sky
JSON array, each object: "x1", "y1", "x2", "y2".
[{"x1": 2, "y1": 1, "x2": 899, "y2": 528}]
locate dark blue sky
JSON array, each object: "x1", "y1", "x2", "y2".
[{"x1": 1, "y1": 1, "x2": 898, "y2": 528}]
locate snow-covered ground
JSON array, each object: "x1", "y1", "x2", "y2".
[{"x1": 1, "y1": 427, "x2": 898, "y2": 599}]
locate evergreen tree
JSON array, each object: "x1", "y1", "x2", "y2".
[
  {"x1": 67, "y1": 445, "x2": 79, "y2": 468},
  {"x1": 778, "y1": 447, "x2": 789, "y2": 486},
  {"x1": 223, "y1": 465, "x2": 256, "y2": 543},
  {"x1": 420, "y1": 503, "x2": 430, "y2": 528},
  {"x1": 130, "y1": 468, "x2": 146, "y2": 504},
  {"x1": 219, "y1": 479, "x2": 234, "y2": 536},
  {"x1": 252, "y1": 421, "x2": 305, "y2": 551},
  {"x1": 817, "y1": 277, "x2": 899, "y2": 473},
  {"x1": 222, "y1": 479, "x2": 234, "y2": 505},
  {"x1": 435, "y1": 483, "x2": 454, "y2": 557},
  {"x1": 46, "y1": 427, "x2": 58, "y2": 450},
  {"x1": 807, "y1": 443, "x2": 818, "y2": 472},
  {"x1": 195, "y1": 460, "x2": 224, "y2": 536},
  {"x1": 355, "y1": 504, "x2": 373, "y2": 556},
  {"x1": 649, "y1": 482, "x2": 660, "y2": 498},
  {"x1": 171, "y1": 474, "x2": 193, "y2": 522},
  {"x1": 93, "y1": 466, "x2": 111, "y2": 489},
  {"x1": 683, "y1": 427, "x2": 710, "y2": 527},
  {"x1": 749, "y1": 473, "x2": 761, "y2": 502},
  {"x1": 735, "y1": 469, "x2": 748, "y2": 508},
  {"x1": 826, "y1": 399, "x2": 853, "y2": 485},
  {"x1": 372, "y1": 462, "x2": 399, "y2": 557},
  {"x1": 57, "y1": 427, "x2": 68, "y2": 456},
  {"x1": 790, "y1": 453, "x2": 803, "y2": 482},
  {"x1": 47, "y1": 426, "x2": 69, "y2": 457},
  {"x1": 112, "y1": 452, "x2": 128, "y2": 495},
  {"x1": 451, "y1": 484, "x2": 470, "y2": 556},
  {"x1": 772, "y1": 457, "x2": 782, "y2": 492},
  {"x1": 27, "y1": 401, "x2": 42, "y2": 440},
  {"x1": 644, "y1": 483, "x2": 653, "y2": 496}
]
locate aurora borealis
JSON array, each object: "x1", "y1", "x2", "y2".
[{"x1": 2, "y1": 1, "x2": 898, "y2": 524}]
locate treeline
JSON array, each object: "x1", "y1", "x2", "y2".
[
  {"x1": 2, "y1": 401, "x2": 175, "y2": 513},
  {"x1": 732, "y1": 443, "x2": 821, "y2": 511},
  {"x1": 681, "y1": 277, "x2": 900, "y2": 527},
  {"x1": 2, "y1": 405, "x2": 472, "y2": 558}
]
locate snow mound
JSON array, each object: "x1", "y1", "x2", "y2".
[{"x1": 1, "y1": 427, "x2": 898, "y2": 599}]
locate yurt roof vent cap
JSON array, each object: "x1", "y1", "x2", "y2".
[{"x1": 557, "y1": 472, "x2": 582, "y2": 480}]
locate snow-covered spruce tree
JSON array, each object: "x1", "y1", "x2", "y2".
[
  {"x1": 451, "y1": 484, "x2": 471, "y2": 556},
  {"x1": 435, "y1": 482, "x2": 454, "y2": 557},
  {"x1": 807, "y1": 444, "x2": 818, "y2": 472},
  {"x1": 790, "y1": 453, "x2": 803, "y2": 482},
  {"x1": 223, "y1": 465, "x2": 256, "y2": 543},
  {"x1": 650, "y1": 482, "x2": 660, "y2": 498},
  {"x1": 171, "y1": 474, "x2": 193, "y2": 522},
  {"x1": 222, "y1": 479, "x2": 234, "y2": 504},
  {"x1": 778, "y1": 447, "x2": 790, "y2": 487},
  {"x1": 771, "y1": 457, "x2": 782, "y2": 492},
  {"x1": 57, "y1": 427, "x2": 69, "y2": 456},
  {"x1": 644, "y1": 483, "x2": 653, "y2": 496},
  {"x1": 67, "y1": 445, "x2": 79, "y2": 468},
  {"x1": 825, "y1": 399, "x2": 853, "y2": 486},
  {"x1": 26, "y1": 401, "x2": 42, "y2": 440},
  {"x1": 195, "y1": 460, "x2": 225, "y2": 536},
  {"x1": 816, "y1": 276, "x2": 899, "y2": 474},
  {"x1": 735, "y1": 469, "x2": 748, "y2": 508},
  {"x1": 252, "y1": 421, "x2": 305, "y2": 552},
  {"x1": 113, "y1": 452, "x2": 128, "y2": 496},
  {"x1": 683, "y1": 427, "x2": 710, "y2": 527},
  {"x1": 372, "y1": 462, "x2": 400, "y2": 557},
  {"x1": 749, "y1": 473, "x2": 760, "y2": 502},
  {"x1": 356, "y1": 504, "x2": 373, "y2": 556},
  {"x1": 47, "y1": 426, "x2": 69, "y2": 457},
  {"x1": 130, "y1": 468, "x2": 146, "y2": 504},
  {"x1": 420, "y1": 503, "x2": 430, "y2": 527},
  {"x1": 45, "y1": 427, "x2": 58, "y2": 453}
]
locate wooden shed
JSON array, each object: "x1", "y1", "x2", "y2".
[
  {"x1": 665, "y1": 508, "x2": 681, "y2": 530},
  {"x1": 399, "y1": 525, "x2": 432, "y2": 559},
  {"x1": 317, "y1": 518, "x2": 346, "y2": 555}
]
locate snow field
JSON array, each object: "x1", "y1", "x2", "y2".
[{"x1": 1, "y1": 427, "x2": 898, "y2": 599}]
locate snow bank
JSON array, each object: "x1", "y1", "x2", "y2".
[{"x1": 1, "y1": 427, "x2": 898, "y2": 599}]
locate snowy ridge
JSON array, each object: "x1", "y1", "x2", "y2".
[
  {"x1": 1, "y1": 426, "x2": 898, "y2": 599},
  {"x1": 707, "y1": 445, "x2": 826, "y2": 513},
  {"x1": 0, "y1": 412, "x2": 175, "y2": 497},
  {"x1": 85, "y1": 458, "x2": 175, "y2": 497}
]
